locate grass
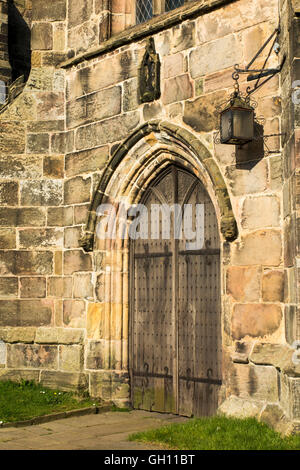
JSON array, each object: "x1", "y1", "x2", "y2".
[
  {"x1": 129, "y1": 415, "x2": 300, "y2": 450},
  {"x1": 110, "y1": 404, "x2": 132, "y2": 412},
  {"x1": 0, "y1": 380, "x2": 97, "y2": 424}
]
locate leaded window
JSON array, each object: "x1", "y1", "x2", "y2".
[{"x1": 136, "y1": 0, "x2": 185, "y2": 25}]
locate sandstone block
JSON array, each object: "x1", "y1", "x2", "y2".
[
  {"x1": 0, "y1": 155, "x2": 43, "y2": 179},
  {"x1": 195, "y1": 78, "x2": 203, "y2": 96},
  {"x1": 231, "y1": 341, "x2": 254, "y2": 364},
  {"x1": 67, "y1": 50, "x2": 137, "y2": 100},
  {"x1": 0, "y1": 277, "x2": 18, "y2": 297},
  {"x1": 0, "y1": 208, "x2": 46, "y2": 227},
  {"x1": 86, "y1": 340, "x2": 105, "y2": 369},
  {"x1": 64, "y1": 176, "x2": 91, "y2": 204},
  {"x1": 0, "y1": 300, "x2": 53, "y2": 327},
  {"x1": 74, "y1": 204, "x2": 89, "y2": 225},
  {"x1": 51, "y1": 131, "x2": 74, "y2": 154},
  {"x1": 41, "y1": 52, "x2": 66, "y2": 67},
  {"x1": 197, "y1": 0, "x2": 277, "y2": 43},
  {"x1": 89, "y1": 370, "x2": 129, "y2": 403},
  {"x1": 205, "y1": 68, "x2": 241, "y2": 94},
  {"x1": 20, "y1": 277, "x2": 46, "y2": 298},
  {"x1": 64, "y1": 227, "x2": 82, "y2": 249},
  {"x1": 143, "y1": 102, "x2": 162, "y2": 120},
  {"x1": 87, "y1": 303, "x2": 105, "y2": 339},
  {"x1": 0, "y1": 341, "x2": 5, "y2": 364},
  {"x1": 31, "y1": 23, "x2": 53, "y2": 50},
  {"x1": 7, "y1": 344, "x2": 58, "y2": 369},
  {"x1": 37, "y1": 92, "x2": 64, "y2": 120},
  {"x1": 19, "y1": 228, "x2": 64, "y2": 249},
  {"x1": 0, "y1": 122, "x2": 25, "y2": 154},
  {"x1": 0, "y1": 327, "x2": 36, "y2": 343},
  {"x1": 218, "y1": 395, "x2": 263, "y2": 419},
  {"x1": 225, "y1": 160, "x2": 268, "y2": 196},
  {"x1": 241, "y1": 196, "x2": 280, "y2": 229},
  {"x1": 284, "y1": 216, "x2": 295, "y2": 268},
  {"x1": 53, "y1": 23, "x2": 66, "y2": 51},
  {"x1": 232, "y1": 230, "x2": 282, "y2": 266},
  {"x1": 27, "y1": 134, "x2": 50, "y2": 154},
  {"x1": 43, "y1": 156, "x2": 64, "y2": 179},
  {"x1": 67, "y1": 86, "x2": 121, "y2": 129},
  {"x1": 48, "y1": 277, "x2": 72, "y2": 298},
  {"x1": 68, "y1": 0, "x2": 93, "y2": 28},
  {"x1": 0, "y1": 251, "x2": 53, "y2": 276},
  {"x1": 75, "y1": 112, "x2": 140, "y2": 150},
  {"x1": 0, "y1": 208, "x2": 19, "y2": 227},
  {"x1": 183, "y1": 91, "x2": 224, "y2": 132},
  {"x1": 63, "y1": 300, "x2": 86, "y2": 328},
  {"x1": 226, "y1": 266, "x2": 260, "y2": 302},
  {"x1": 250, "y1": 343, "x2": 295, "y2": 372},
  {"x1": 262, "y1": 270, "x2": 284, "y2": 302},
  {"x1": 162, "y1": 74, "x2": 193, "y2": 105},
  {"x1": 26, "y1": 68, "x2": 54, "y2": 92},
  {"x1": 163, "y1": 53, "x2": 184, "y2": 79},
  {"x1": 65, "y1": 146, "x2": 108, "y2": 177},
  {"x1": 21, "y1": 180, "x2": 63, "y2": 206},
  {"x1": 0, "y1": 228, "x2": 16, "y2": 249},
  {"x1": 172, "y1": 22, "x2": 195, "y2": 53},
  {"x1": 123, "y1": 78, "x2": 139, "y2": 112},
  {"x1": 229, "y1": 363, "x2": 279, "y2": 402},
  {"x1": 54, "y1": 251, "x2": 63, "y2": 276},
  {"x1": 63, "y1": 250, "x2": 92, "y2": 274},
  {"x1": 47, "y1": 206, "x2": 73, "y2": 227},
  {"x1": 232, "y1": 303, "x2": 282, "y2": 340},
  {"x1": 0, "y1": 182, "x2": 18, "y2": 206},
  {"x1": 190, "y1": 34, "x2": 242, "y2": 78},
  {"x1": 35, "y1": 327, "x2": 59, "y2": 344},
  {"x1": 288, "y1": 377, "x2": 300, "y2": 420},
  {"x1": 40, "y1": 370, "x2": 88, "y2": 392},
  {"x1": 57, "y1": 328, "x2": 85, "y2": 345},
  {"x1": 96, "y1": 273, "x2": 105, "y2": 302},
  {"x1": 242, "y1": 23, "x2": 275, "y2": 64},
  {"x1": 0, "y1": 369, "x2": 40, "y2": 383},
  {"x1": 32, "y1": 0, "x2": 66, "y2": 21},
  {"x1": 259, "y1": 403, "x2": 293, "y2": 435},
  {"x1": 59, "y1": 345, "x2": 83, "y2": 372},
  {"x1": 280, "y1": 374, "x2": 300, "y2": 420},
  {"x1": 73, "y1": 273, "x2": 94, "y2": 299}
]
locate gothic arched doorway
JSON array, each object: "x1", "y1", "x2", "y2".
[{"x1": 129, "y1": 165, "x2": 222, "y2": 417}]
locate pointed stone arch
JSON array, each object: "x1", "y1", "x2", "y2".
[
  {"x1": 80, "y1": 120, "x2": 238, "y2": 252},
  {"x1": 84, "y1": 120, "x2": 238, "y2": 404}
]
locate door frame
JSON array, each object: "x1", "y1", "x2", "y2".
[{"x1": 128, "y1": 164, "x2": 222, "y2": 415}]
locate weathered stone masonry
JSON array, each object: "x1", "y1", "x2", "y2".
[{"x1": 0, "y1": 0, "x2": 299, "y2": 432}]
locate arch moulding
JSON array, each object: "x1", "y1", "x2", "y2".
[{"x1": 80, "y1": 120, "x2": 238, "y2": 252}]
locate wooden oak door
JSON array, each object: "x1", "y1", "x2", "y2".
[{"x1": 130, "y1": 165, "x2": 222, "y2": 416}]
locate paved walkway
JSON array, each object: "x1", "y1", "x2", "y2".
[{"x1": 0, "y1": 410, "x2": 188, "y2": 450}]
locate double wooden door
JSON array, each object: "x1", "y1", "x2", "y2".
[{"x1": 130, "y1": 165, "x2": 222, "y2": 416}]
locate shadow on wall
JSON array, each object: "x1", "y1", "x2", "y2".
[{"x1": 8, "y1": 0, "x2": 31, "y2": 82}]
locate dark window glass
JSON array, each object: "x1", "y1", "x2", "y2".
[
  {"x1": 136, "y1": 0, "x2": 153, "y2": 25},
  {"x1": 165, "y1": 0, "x2": 184, "y2": 12}
]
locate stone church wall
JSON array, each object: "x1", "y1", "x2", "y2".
[{"x1": 0, "y1": 0, "x2": 299, "y2": 431}]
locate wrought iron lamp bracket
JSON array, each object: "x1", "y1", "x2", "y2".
[
  {"x1": 215, "y1": 25, "x2": 286, "y2": 154},
  {"x1": 233, "y1": 25, "x2": 285, "y2": 98}
]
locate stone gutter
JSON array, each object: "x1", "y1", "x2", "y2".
[
  {"x1": 60, "y1": 0, "x2": 237, "y2": 69},
  {"x1": 0, "y1": 404, "x2": 112, "y2": 429}
]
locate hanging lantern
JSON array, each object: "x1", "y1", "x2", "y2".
[{"x1": 220, "y1": 94, "x2": 255, "y2": 146}]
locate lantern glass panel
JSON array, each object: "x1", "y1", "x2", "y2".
[
  {"x1": 233, "y1": 109, "x2": 254, "y2": 142},
  {"x1": 220, "y1": 109, "x2": 233, "y2": 144}
]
